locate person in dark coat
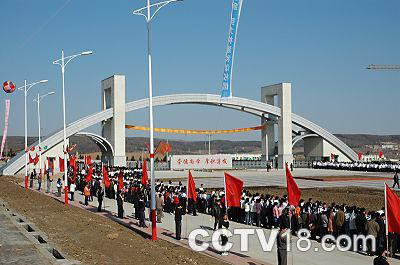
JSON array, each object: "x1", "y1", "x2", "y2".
[
  {"x1": 393, "y1": 171, "x2": 399, "y2": 189},
  {"x1": 277, "y1": 223, "x2": 288, "y2": 265},
  {"x1": 219, "y1": 214, "x2": 230, "y2": 256},
  {"x1": 373, "y1": 247, "x2": 389, "y2": 265},
  {"x1": 175, "y1": 203, "x2": 183, "y2": 240},
  {"x1": 97, "y1": 186, "x2": 104, "y2": 212},
  {"x1": 376, "y1": 213, "x2": 386, "y2": 249},
  {"x1": 212, "y1": 200, "x2": 224, "y2": 230},
  {"x1": 138, "y1": 196, "x2": 147, "y2": 227},
  {"x1": 117, "y1": 191, "x2": 124, "y2": 218},
  {"x1": 29, "y1": 171, "x2": 34, "y2": 188},
  {"x1": 356, "y1": 208, "x2": 368, "y2": 235}
]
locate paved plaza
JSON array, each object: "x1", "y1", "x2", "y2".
[{"x1": 154, "y1": 168, "x2": 394, "y2": 189}]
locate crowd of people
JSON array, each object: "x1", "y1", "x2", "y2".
[
  {"x1": 62, "y1": 162, "x2": 399, "y2": 259},
  {"x1": 313, "y1": 161, "x2": 400, "y2": 173},
  {"x1": 28, "y1": 160, "x2": 398, "y2": 264}
]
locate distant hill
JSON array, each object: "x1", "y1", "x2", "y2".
[
  {"x1": 71, "y1": 136, "x2": 262, "y2": 155},
  {"x1": 1, "y1": 134, "x2": 399, "y2": 156},
  {"x1": 334, "y1": 134, "x2": 400, "y2": 148}
]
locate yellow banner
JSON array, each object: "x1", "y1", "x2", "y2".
[{"x1": 125, "y1": 124, "x2": 264, "y2": 135}]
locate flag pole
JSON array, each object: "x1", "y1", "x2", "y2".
[
  {"x1": 186, "y1": 170, "x2": 189, "y2": 239},
  {"x1": 223, "y1": 172, "x2": 227, "y2": 208},
  {"x1": 223, "y1": 172, "x2": 228, "y2": 222},
  {"x1": 289, "y1": 213, "x2": 293, "y2": 265},
  {"x1": 102, "y1": 162, "x2": 106, "y2": 211},
  {"x1": 384, "y1": 183, "x2": 389, "y2": 257}
]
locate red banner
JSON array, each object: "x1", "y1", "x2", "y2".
[
  {"x1": 59, "y1": 157, "x2": 65, "y2": 172},
  {"x1": 102, "y1": 165, "x2": 111, "y2": 189},
  {"x1": 187, "y1": 171, "x2": 197, "y2": 202},
  {"x1": 86, "y1": 164, "x2": 93, "y2": 183},
  {"x1": 386, "y1": 184, "x2": 400, "y2": 234},
  {"x1": 141, "y1": 160, "x2": 148, "y2": 186},
  {"x1": 224, "y1": 173, "x2": 243, "y2": 208},
  {"x1": 286, "y1": 163, "x2": 301, "y2": 206}
]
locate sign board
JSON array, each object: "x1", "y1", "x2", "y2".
[{"x1": 171, "y1": 154, "x2": 233, "y2": 170}]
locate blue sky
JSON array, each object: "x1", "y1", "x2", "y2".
[{"x1": 1, "y1": 0, "x2": 399, "y2": 142}]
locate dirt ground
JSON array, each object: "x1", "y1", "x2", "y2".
[
  {"x1": 0, "y1": 176, "x2": 225, "y2": 265},
  {"x1": 242, "y1": 186, "x2": 399, "y2": 211}
]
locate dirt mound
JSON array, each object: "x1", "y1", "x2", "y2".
[{"x1": 0, "y1": 176, "x2": 224, "y2": 265}]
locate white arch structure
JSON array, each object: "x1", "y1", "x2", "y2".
[
  {"x1": 75, "y1": 132, "x2": 114, "y2": 159},
  {"x1": 1, "y1": 93, "x2": 357, "y2": 175}
]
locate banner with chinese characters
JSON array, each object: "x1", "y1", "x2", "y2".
[
  {"x1": 221, "y1": 0, "x2": 244, "y2": 98},
  {"x1": 171, "y1": 154, "x2": 233, "y2": 170}
]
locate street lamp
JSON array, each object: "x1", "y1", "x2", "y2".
[
  {"x1": 53, "y1": 50, "x2": 93, "y2": 205},
  {"x1": 132, "y1": 0, "x2": 182, "y2": 241},
  {"x1": 17, "y1": 79, "x2": 48, "y2": 190},
  {"x1": 33, "y1": 92, "x2": 55, "y2": 180}
]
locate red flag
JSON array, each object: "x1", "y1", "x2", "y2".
[
  {"x1": 118, "y1": 170, "x2": 124, "y2": 190},
  {"x1": 66, "y1": 144, "x2": 77, "y2": 153},
  {"x1": 68, "y1": 156, "x2": 78, "y2": 183},
  {"x1": 86, "y1": 164, "x2": 93, "y2": 183},
  {"x1": 155, "y1": 141, "x2": 172, "y2": 155},
  {"x1": 33, "y1": 154, "x2": 39, "y2": 166},
  {"x1": 84, "y1": 156, "x2": 92, "y2": 166},
  {"x1": 29, "y1": 153, "x2": 34, "y2": 164},
  {"x1": 187, "y1": 171, "x2": 197, "y2": 202},
  {"x1": 379, "y1": 150, "x2": 383, "y2": 159},
  {"x1": 141, "y1": 160, "x2": 148, "y2": 186},
  {"x1": 102, "y1": 165, "x2": 111, "y2": 189},
  {"x1": 69, "y1": 155, "x2": 76, "y2": 167},
  {"x1": 385, "y1": 184, "x2": 400, "y2": 234},
  {"x1": 59, "y1": 157, "x2": 65, "y2": 172},
  {"x1": 358, "y1": 152, "x2": 363, "y2": 160},
  {"x1": 48, "y1": 157, "x2": 54, "y2": 176},
  {"x1": 224, "y1": 173, "x2": 243, "y2": 208},
  {"x1": 286, "y1": 163, "x2": 301, "y2": 206}
]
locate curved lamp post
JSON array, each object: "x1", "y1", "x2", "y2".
[
  {"x1": 33, "y1": 92, "x2": 55, "y2": 179},
  {"x1": 17, "y1": 79, "x2": 48, "y2": 189},
  {"x1": 53, "y1": 50, "x2": 92, "y2": 205},
  {"x1": 132, "y1": 0, "x2": 182, "y2": 241}
]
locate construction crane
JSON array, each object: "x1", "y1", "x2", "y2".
[{"x1": 366, "y1": 64, "x2": 400, "y2": 70}]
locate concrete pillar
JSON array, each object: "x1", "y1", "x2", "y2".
[
  {"x1": 261, "y1": 83, "x2": 293, "y2": 168},
  {"x1": 261, "y1": 94, "x2": 276, "y2": 162},
  {"x1": 277, "y1": 83, "x2": 293, "y2": 168},
  {"x1": 261, "y1": 118, "x2": 277, "y2": 161},
  {"x1": 261, "y1": 116, "x2": 268, "y2": 161},
  {"x1": 101, "y1": 75, "x2": 126, "y2": 167}
]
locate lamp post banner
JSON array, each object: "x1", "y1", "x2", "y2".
[
  {"x1": 221, "y1": 0, "x2": 244, "y2": 98},
  {"x1": 0, "y1": 99, "x2": 10, "y2": 159}
]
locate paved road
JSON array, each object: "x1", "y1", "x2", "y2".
[
  {"x1": 67, "y1": 188, "x2": 400, "y2": 265},
  {"x1": 154, "y1": 168, "x2": 395, "y2": 190},
  {"x1": 0, "y1": 208, "x2": 52, "y2": 265}
]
